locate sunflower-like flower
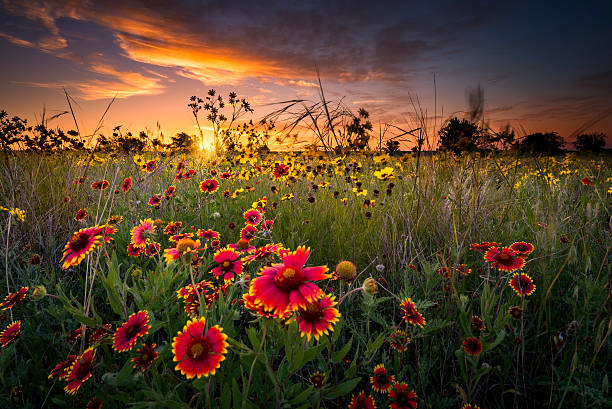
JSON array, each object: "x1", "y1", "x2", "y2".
[
  {"x1": 400, "y1": 298, "x2": 426, "y2": 328},
  {"x1": 296, "y1": 294, "x2": 340, "y2": 341},
  {"x1": 1, "y1": 287, "x2": 28, "y2": 310},
  {"x1": 510, "y1": 241, "x2": 534, "y2": 256},
  {"x1": 461, "y1": 404, "x2": 482, "y2": 409},
  {"x1": 61, "y1": 226, "x2": 105, "y2": 269},
  {"x1": 471, "y1": 315, "x2": 486, "y2": 331},
  {"x1": 243, "y1": 209, "x2": 262, "y2": 226},
  {"x1": 49, "y1": 355, "x2": 77, "y2": 379},
  {"x1": 309, "y1": 371, "x2": 326, "y2": 389},
  {"x1": 64, "y1": 347, "x2": 96, "y2": 394},
  {"x1": 463, "y1": 337, "x2": 482, "y2": 356},
  {"x1": 172, "y1": 317, "x2": 228, "y2": 379},
  {"x1": 469, "y1": 241, "x2": 500, "y2": 252},
  {"x1": 241, "y1": 243, "x2": 283, "y2": 265},
  {"x1": 112, "y1": 311, "x2": 150, "y2": 352},
  {"x1": 212, "y1": 248, "x2": 243, "y2": 281},
  {"x1": 389, "y1": 383, "x2": 418, "y2": 409},
  {"x1": 197, "y1": 229, "x2": 220, "y2": 240},
  {"x1": 164, "y1": 221, "x2": 182, "y2": 236},
  {"x1": 0, "y1": 321, "x2": 21, "y2": 347},
  {"x1": 370, "y1": 363, "x2": 394, "y2": 393},
  {"x1": 240, "y1": 225, "x2": 257, "y2": 241},
  {"x1": 373, "y1": 166, "x2": 394, "y2": 180},
  {"x1": 74, "y1": 208, "x2": 88, "y2": 221},
  {"x1": 509, "y1": 273, "x2": 536, "y2": 296},
  {"x1": 91, "y1": 180, "x2": 109, "y2": 190},
  {"x1": 389, "y1": 329, "x2": 411, "y2": 352},
  {"x1": 122, "y1": 177, "x2": 132, "y2": 193},
  {"x1": 130, "y1": 219, "x2": 156, "y2": 248},
  {"x1": 199, "y1": 179, "x2": 219, "y2": 194},
  {"x1": 248, "y1": 246, "x2": 330, "y2": 315},
  {"x1": 131, "y1": 343, "x2": 158, "y2": 372},
  {"x1": 164, "y1": 238, "x2": 204, "y2": 263},
  {"x1": 484, "y1": 247, "x2": 525, "y2": 272},
  {"x1": 349, "y1": 391, "x2": 376, "y2": 409},
  {"x1": 87, "y1": 397, "x2": 103, "y2": 409}
]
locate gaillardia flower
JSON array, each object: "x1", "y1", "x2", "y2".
[
  {"x1": 113, "y1": 310, "x2": 150, "y2": 352},
  {"x1": 172, "y1": 317, "x2": 228, "y2": 379},
  {"x1": 61, "y1": 226, "x2": 104, "y2": 269},
  {"x1": 484, "y1": 247, "x2": 525, "y2": 272},
  {"x1": 212, "y1": 248, "x2": 243, "y2": 281},
  {"x1": 122, "y1": 177, "x2": 132, "y2": 193},
  {"x1": 164, "y1": 238, "x2": 203, "y2": 263},
  {"x1": 400, "y1": 298, "x2": 426, "y2": 328},
  {"x1": 471, "y1": 315, "x2": 486, "y2": 331},
  {"x1": 49, "y1": 354, "x2": 77, "y2": 380},
  {"x1": 309, "y1": 371, "x2": 326, "y2": 389},
  {"x1": 296, "y1": 294, "x2": 340, "y2": 341},
  {"x1": 64, "y1": 347, "x2": 96, "y2": 394},
  {"x1": 509, "y1": 273, "x2": 536, "y2": 296},
  {"x1": 1, "y1": 287, "x2": 28, "y2": 310},
  {"x1": 389, "y1": 383, "x2": 418, "y2": 409},
  {"x1": 199, "y1": 179, "x2": 219, "y2": 194},
  {"x1": 370, "y1": 363, "x2": 395, "y2": 393},
  {"x1": 463, "y1": 337, "x2": 482, "y2": 356},
  {"x1": 131, "y1": 343, "x2": 158, "y2": 372},
  {"x1": 0, "y1": 321, "x2": 21, "y2": 347},
  {"x1": 510, "y1": 241, "x2": 535, "y2": 256},
  {"x1": 91, "y1": 180, "x2": 109, "y2": 190},
  {"x1": 243, "y1": 209, "x2": 262, "y2": 226},
  {"x1": 130, "y1": 219, "x2": 156, "y2": 248},
  {"x1": 349, "y1": 391, "x2": 376, "y2": 409},
  {"x1": 389, "y1": 329, "x2": 411, "y2": 352},
  {"x1": 249, "y1": 246, "x2": 330, "y2": 315}
]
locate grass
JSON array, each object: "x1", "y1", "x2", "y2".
[{"x1": 0, "y1": 149, "x2": 610, "y2": 408}]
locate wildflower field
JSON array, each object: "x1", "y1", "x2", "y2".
[{"x1": 0, "y1": 150, "x2": 610, "y2": 409}]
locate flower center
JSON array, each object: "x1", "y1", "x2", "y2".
[
  {"x1": 237, "y1": 239, "x2": 250, "y2": 249},
  {"x1": 497, "y1": 252, "x2": 511, "y2": 262},
  {"x1": 221, "y1": 260, "x2": 233, "y2": 271},
  {"x1": 300, "y1": 301, "x2": 323, "y2": 322},
  {"x1": 275, "y1": 267, "x2": 304, "y2": 291},
  {"x1": 75, "y1": 360, "x2": 92, "y2": 380},
  {"x1": 177, "y1": 239, "x2": 196, "y2": 254},
  {"x1": 125, "y1": 324, "x2": 139, "y2": 340},
  {"x1": 188, "y1": 338, "x2": 210, "y2": 360},
  {"x1": 69, "y1": 232, "x2": 91, "y2": 252}
]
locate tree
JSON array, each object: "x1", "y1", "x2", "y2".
[
  {"x1": 517, "y1": 132, "x2": 565, "y2": 154},
  {"x1": 0, "y1": 110, "x2": 30, "y2": 155},
  {"x1": 169, "y1": 132, "x2": 196, "y2": 152},
  {"x1": 575, "y1": 133, "x2": 606, "y2": 152},
  {"x1": 438, "y1": 117, "x2": 481, "y2": 153}
]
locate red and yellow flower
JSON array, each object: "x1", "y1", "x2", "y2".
[
  {"x1": 130, "y1": 219, "x2": 156, "y2": 248},
  {"x1": 463, "y1": 337, "x2": 482, "y2": 356},
  {"x1": 112, "y1": 310, "x2": 150, "y2": 352},
  {"x1": 389, "y1": 383, "x2": 418, "y2": 409},
  {"x1": 1, "y1": 287, "x2": 28, "y2": 310},
  {"x1": 400, "y1": 298, "x2": 426, "y2": 328},
  {"x1": 509, "y1": 272, "x2": 536, "y2": 296},
  {"x1": 212, "y1": 248, "x2": 243, "y2": 281},
  {"x1": 296, "y1": 294, "x2": 340, "y2": 341},
  {"x1": 349, "y1": 391, "x2": 376, "y2": 409},
  {"x1": 389, "y1": 329, "x2": 411, "y2": 352},
  {"x1": 61, "y1": 226, "x2": 104, "y2": 269},
  {"x1": 172, "y1": 317, "x2": 228, "y2": 379},
  {"x1": 49, "y1": 354, "x2": 77, "y2": 379},
  {"x1": 199, "y1": 179, "x2": 219, "y2": 194},
  {"x1": 309, "y1": 371, "x2": 326, "y2": 389},
  {"x1": 131, "y1": 343, "x2": 158, "y2": 372},
  {"x1": 509, "y1": 241, "x2": 534, "y2": 256},
  {"x1": 0, "y1": 321, "x2": 21, "y2": 347},
  {"x1": 122, "y1": 177, "x2": 132, "y2": 193},
  {"x1": 248, "y1": 246, "x2": 330, "y2": 315},
  {"x1": 164, "y1": 238, "x2": 204, "y2": 263},
  {"x1": 64, "y1": 347, "x2": 96, "y2": 394},
  {"x1": 370, "y1": 363, "x2": 394, "y2": 393},
  {"x1": 484, "y1": 246, "x2": 525, "y2": 272},
  {"x1": 243, "y1": 209, "x2": 262, "y2": 226}
]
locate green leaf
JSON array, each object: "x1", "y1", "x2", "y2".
[
  {"x1": 289, "y1": 386, "x2": 314, "y2": 404},
  {"x1": 332, "y1": 336, "x2": 353, "y2": 363},
  {"x1": 326, "y1": 377, "x2": 361, "y2": 398}
]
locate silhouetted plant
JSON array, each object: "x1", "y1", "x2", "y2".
[
  {"x1": 169, "y1": 132, "x2": 197, "y2": 152},
  {"x1": 0, "y1": 110, "x2": 30, "y2": 156},
  {"x1": 575, "y1": 133, "x2": 606, "y2": 152},
  {"x1": 438, "y1": 117, "x2": 481, "y2": 153},
  {"x1": 517, "y1": 132, "x2": 566, "y2": 154}
]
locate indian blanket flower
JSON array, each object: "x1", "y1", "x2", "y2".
[
  {"x1": 370, "y1": 363, "x2": 395, "y2": 393},
  {"x1": 1, "y1": 287, "x2": 28, "y2": 310},
  {"x1": 296, "y1": 294, "x2": 341, "y2": 341},
  {"x1": 61, "y1": 226, "x2": 104, "y2": 269},
  {"x1": 87, "y1": 398, "x2": 103, "y2": 409},
  {"x1": 389, "y1": 329, "x2": 411, "y2": 352},
  {"x1": 510, "y1": 241, "x2": 535, "y2": 256},
  {"x1": 164, "y1": 238, "x2": 203, "y2": 263},
  {"x1": 91, "y1": 180, "x2": 109, "y2": 190},
  {"x1": 0, "y1": 321, "x2": 21, "y2": 347},
  {"x1": 471, "y1": 315, "x2": 486, "y2": 331},
  {"x1": 199, "y1": 179, "x2": 219, "y2": 194},
  {"x1": 229, "y1": 238, "x2": 255, "y2": 254},
  {"x1": 581, "y1": 176, "x2": 594, "y2": 185},
  {"x1": 164, "y1": 185, "x2": 176, "y2": 198},
  {"x1": 240, "y1": 225, "x2": 257, "y2": 241},
  {"x1": 463, "y1": 337, "x2": 482, "y2": 356},
  {"x1": 122, "y1": 177, "x2": 132, "y2": 193},
  {"x1": 112, "y1": 310, "x2": 150, "y2": 352},
  {"x1": 309, "y1": 371, "x2": 326, "y2": 389},
  {"x1": 335, "y1": 260, "x2": 357, "y2": 282},
  {"x1": 64, "y1": 347, "x2": 96, "y2": 395},
  {"x1": 243, "y1": 209, "x2": 262, "y2": 226},
  {"x1": 145, "y1": 160, "x2": 158, "y2": 173},
  {"x1": 484, "y1": 246, "x2": 525, "y2": 272},
  {"x1": 130, "y1": 219, "x2": 156, "y2": 248},
  {"x1": 509, "y1": 272, "x2": 536, "y2": 296},
  {"x1": 400, "y1": 298, "x2": 426, "y2": 328},
  {"x1": 349, "y1": 391, "x2": 376, "y2": 409},
  {"x1": 249, "y1": 246, "x2": 330, "y2": 315},
  {"x1": 74, "y1": 208, "x2": 88, "y2": 221},
  {"x1": 131, "y1": 343, "x2": 158, "y2": 372},
  {"x1": 242, "y1": 243, "x2": 283, "y2": 265},
  {"x1": 49, "y1": 355, "x2": 77, "y2": 380},
  {"x1": 212, "y1": 248, "x2": 243, "y2": 281},
  {"x1": 273, "y1": 163, "x2": 290, "y2": 178},
  {"x1": 148, "y1": 195, "x2": 162, "y2": 207},
  {"x1": 197, "y1": 229, "x2": 220, "y2": 240},
  {"x1": 127, "y1": 243, "x2": 144, "y2": 257},
  {"x1": 164, "y1": 221, "x2": 182, "y2": 236},
  {"x1": 172, "y1": 317, "x2": 228, "y2": 379},
  {"x1": 508, "y1": 306, "x2": 523, "y2": 320},
  {"x1": 461, "y1": 404, "x2": 482, "y2": 409},
  {"x1": 389, "y1": 383, "x2": 418, "y2": 409},
  {"x1": 469, "y1": 241, "x2": 500, "y2": 252}
]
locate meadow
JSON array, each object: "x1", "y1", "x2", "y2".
[{"x1": 0, "y1": 149, "x2": 610, "y2": 408}]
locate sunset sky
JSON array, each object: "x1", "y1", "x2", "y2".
[{"x1": 1, "y1": 0, "x2": 611, "y2": 149}]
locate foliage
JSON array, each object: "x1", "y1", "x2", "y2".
[
  {"x1": 517, "y1": 132, "x2": 566, "y2": 154},
  {"x1": 575, "y1": 133, "x2": 606, "y2": 152}
]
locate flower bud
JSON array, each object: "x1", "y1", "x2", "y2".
[
  {"x1": 362, "y1": 277, "x2": 378, "y2": 295},
  {"x1": 31, "y1": 285, "x2": 47, "y2": 300},
  {"x1": 335, "y1": 261, "x2": 357, "y2": 282}
]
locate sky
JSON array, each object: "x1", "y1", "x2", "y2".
[{"x1": 0, "y1": 0, "x2": 611, "y2": 149}]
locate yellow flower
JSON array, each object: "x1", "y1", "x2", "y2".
[
  {"x1": 352, "y1": 187, "x2": 367, "y2": 196},
  {"x1": 373, "y1": 166, "x2": 394, "y2": 180},
  {"x1": 6, "y1": 207, "x2": 26, "y2": 222},
  {"x1": 281, "y1": 193, "x2": 294, "y2": 201}
]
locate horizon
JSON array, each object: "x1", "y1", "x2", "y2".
[{"x1": 1, "y1": 0, "x2": 611, "y2": 149}]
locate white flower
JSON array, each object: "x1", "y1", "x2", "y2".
[{"x1": 375, "y1": 264, "x2": 385, "y2": 272}]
